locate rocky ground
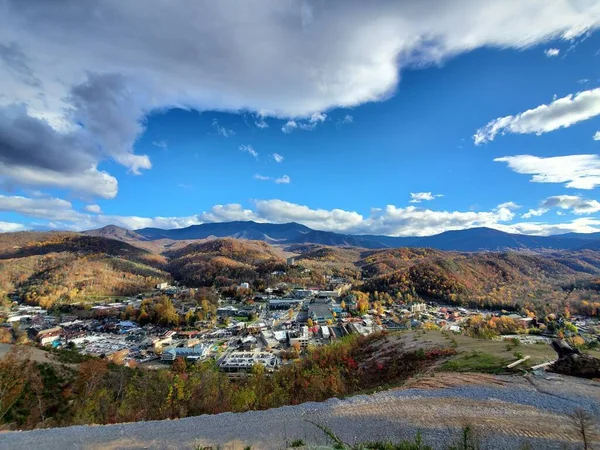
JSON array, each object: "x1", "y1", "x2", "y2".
[{"x1": 2, "y1": 372, "x2": 599, "y2": 450}]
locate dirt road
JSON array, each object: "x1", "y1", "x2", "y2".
[{"x1": 2, "y1": 372, "x2": 598, "y2": 450}]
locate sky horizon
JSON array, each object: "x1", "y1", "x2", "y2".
[{"x1": 1, "y1": 1, "x2": 600, "y2": 237}]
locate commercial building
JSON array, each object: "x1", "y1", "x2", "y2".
[
  {"x1": 161, "y1": 344, "x2": 211, "y2": 363},
  {"x1": 219, "y1": 351, "x2": 279, "y2": 373},
  {"x1": 268, "y1": 298, "x2": 302, "y2": 310},
  {"x1": 287, "y1": 326, "x2": 309, "y2": 348},
  {"x1": 37, "y1": 327, "x2": 62, "y2": 346}
]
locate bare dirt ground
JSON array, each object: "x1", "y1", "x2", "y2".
[{"x1": 0, "y1": 343, "x2": 58, "y2": 364}]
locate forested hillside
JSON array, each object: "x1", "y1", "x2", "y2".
[
  {"x1": 165, "y1": 238, "x2": 287, "y2": 287},
  {"x1": 2, "y1": 230, "x2": 600, "y2": 316},
  {"x1": 0, "y1": 233, "x2": 170, "y2": 308},
  {"x1": 360, "y1": 249, "x2": 600, "y2": 315}
]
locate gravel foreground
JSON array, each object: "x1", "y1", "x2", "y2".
[{"x1": 2, "y1": 373, "x2": 599, "y2": 450}]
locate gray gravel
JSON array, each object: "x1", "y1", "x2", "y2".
[{"x1": 2, "y1": 373, "x2": 598, "y2": 450}]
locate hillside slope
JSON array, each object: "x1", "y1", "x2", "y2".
[
  {"x1": 2, "y1": 372, "x2": 597, "y2": 450},
  {"x1": 165, "y1": 238, "x2": 287, "y2": 287},
  {"x1": 0, "y1": 232, "x2": 170, "y2": 308},
  {"x1": 360, "y1": 248, "x2": 600, "y2": 314}
]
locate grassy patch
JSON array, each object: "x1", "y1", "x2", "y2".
[
  {"x1": 441, "y1": 351, "x2": 508, "y2": 374},
  {"x1": 50, "y1": 347, "x2": 93, "y2": 364}
]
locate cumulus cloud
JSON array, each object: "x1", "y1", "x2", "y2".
[
  {"x1": 272, "y1": 153, "x2": 284, "y2": 163},
  {"x1": 254, "y1": 174, "x2": 271, "y2": 181},
  {"x1": 3, "y1": 193, "x2": 600, "y2": 237},
  {"x1": 0, "y1": 195, "x2": 87, "y2": 222},
  {"x1": 0, "y1": 221, "x2": 26, "y2": 232},
  {"x1": 474, "y1": 88, "x2": 600, "y2": 144},
  {"x1": 253, "y1": 199, "x2": 364, "y2": 232},
  {"x1": 522, "y1": 195, "x2": 600, "y2": 218},
  {"x1": 0, "y1": 104, "x2": 118, "y2": 198},
  {"x1": 497, "y1": 201, "x2": 521, "y2": 210},
  {"x1": 281, "y1": 121, "x2": 298, "y2": 133},
  {"x1": 594, "y1": 130, "x2": 600, "y2": 140},
  {"x1": 240, "y1": 144, "x2": 258, "y2": 159},
  {"x1": 502, "y1": 218, "x2": 600, "y2": 236},
  {"x1": 409, "y1": 192, "x2": 443, "y2": 203},
  {"x1": 545, "y1": 48, "x2": 560, "y2": 57},
  {"x1": 84, "y1": 204, "x2": 102, "y2": 214},
  {"x1": 286, "y1": 112, "x2": 328, "y2": 132},
  {"x1": 0, "y1": 0, "x2": 598, "y2": 198},
  {"x1": 495, "y1": 154, "x2": 600, "y2": 189}
]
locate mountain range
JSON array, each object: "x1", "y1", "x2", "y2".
[{"x1": 84, "y1": 221, "x2": 600, "y2": 252}]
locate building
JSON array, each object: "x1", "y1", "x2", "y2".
[
  {"x1": 268, "y1": 298, "x2": 302, "y2": 310},
  {"x1": 37, "y1": 327, "x2": 62, "y2": 346},
  {"x1": 308, "y1": 300, "x2": 334, "y2": 324},
  {"x1": 260, "y1": 330, "x2": 280, "y2": 349},
  {"x1": 317, "y1": 290, "x2": 340, "y2": 299},
  {"x1": 152, "y1": 330, "x2": 175, "y2": 348},
  {"x1": 217, "y1": 305, "x2": 239, "y2": 317},
  {"x1": 161, "y1": 344, "x2": 211, "y2": 363},
  {"x1": 288, "y1": 326, "x2": 309, "y2": 348},
  {"x1": 286, "y1": 257, "x2": 297, "y2": 266},
  {"x1": 219, "y1": 351, "x2": 279, "y2": 373},
  {"x1": 411, "y1": 303, "x2": 427, "y2": 314},
  {"x1": 293, "y1": 289, "x2": 313, "y2": 299},
  {"x1": 156, "y1": 282, "x2": 169, "y2": 290},
  {"x1": 239, "y1": 282, "x2": 250, "y2": 289}
]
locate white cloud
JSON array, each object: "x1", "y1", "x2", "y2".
[
  {"x1": 212, "y1": 119, "x2": 235, "y2": 138},
  {"x1": 274, "y1": 175, "x2": 291, "y2": 184},
  {"x1": 522, "y1": 195, "x2": 600, "y2": 218},
  {"x1": 409, "y1": 192, "x2": 443, "y2": 203},
  {"x1": 474, "y1": 88, "x2": 600, "y2": 144},
  {"x1": 594, "y1": 131, "x2": 600, "y2": 140},
  {"x1": 272, "y1": 153, "x2": 284, "y2": 163},
  {"x1": 0, "y1": 195, "x2": 86, "y2": 222},
  {"x1": 544, "y1": 48, "x2": 560, "y2": 57},
  {"x1": 286, "y1": 112, "x2": 328, "y2": 132},
  {"x1": 0, "y1": 1, "x2": 598, "y2": 197},
  {"x1": 502, "y1": 218, "x2": 600, "y2": 236},
  {"x1": 495, "y1": 154, "x2": 600, "y2": 189},
  {"x1": 338, "y1": 114, "x2": 354, "y2": 125},
  {"x1": 0, "y1": 221, "x2": 26, "y2": 233},
  {"x1": 281, "y1": 121, "x2": 298, "y2": 134},
  {"x1": 3, "y1": 193, "x2": 600, "y2": 237},
  {"x1": 0, "y1": 164, "x2": 118, "y2": 199},
  {"x1": 239, "y1": 144, "x2": 258, "y2": 159},
  {"x1": 254, "y1": 174, "x2": 291, "y2": 184},
  {"x1": 84, "y1": 204, "x2": 102, "y2": 214},
  {"x1": 152, "y1": 140, "x2": 168, "y2": 149},
  {"x1": 255, "y1": 118, "x2": 269, "y2": 129},
  {"x1": 309, "y1": 112, "x2": 327, "y2": 123},
  {"x1": 253, "y1": 199, "x2": 364, "y2": 232},
  {"x1": 363, "y1": 204, "x2": 516, "y2": 237},
  {"x1": 497, "y1": 201, "x2": 521, "y2": 210}
]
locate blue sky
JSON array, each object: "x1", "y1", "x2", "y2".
[{"x1": 1, "y1": 1, "x2": 600, "y2": 236}]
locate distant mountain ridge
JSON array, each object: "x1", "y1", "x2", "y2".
[{"x1": 86, "y1": 221, "x2": 600, "y2": 252}]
